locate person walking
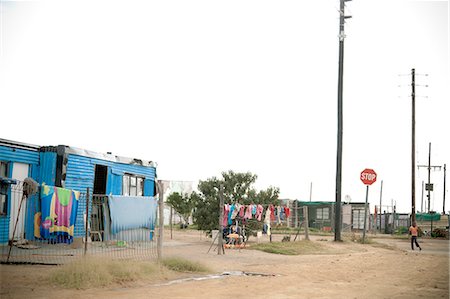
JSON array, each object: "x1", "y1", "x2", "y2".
[{"x1": 409, "y1": 222, "x2": 422, "y2": 251}]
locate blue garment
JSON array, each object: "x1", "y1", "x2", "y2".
[
  {"x1": 108, "y1": 195, "x2": 157, "y2": 235},
  {"x1": 228, "y1": 204, "x2": 235, "y2": 225}
]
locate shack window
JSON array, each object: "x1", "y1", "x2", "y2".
[
  {"x1": 0, "y1": 161, "x2": 8, "y2": 215},
  {"x1": 122, "y1": 174, "x2": 144, "y2": 196},
  {"x1": 316, "y1": 207, "x2": 329, "y2": 220}
]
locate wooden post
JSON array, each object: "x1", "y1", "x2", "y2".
[
  {"x1": 170, "y1": 206, "x2": 173, "y2": 240},
  {"x1": 157, "y1": 181, "x2": 164, "y2": 261},
  {"x1": 303, "y1": 206, "x2": 310, "y2": 240},
  {"x1": 84, "y1": 187, "x2": 90, "y2": 255},
  {"x1": 295, "y1": 201, "x2": 298, "y2": 228}
]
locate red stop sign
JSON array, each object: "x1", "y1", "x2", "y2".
[{"x1": 360, "y1": 168, "x2": 377, "y2": 185}]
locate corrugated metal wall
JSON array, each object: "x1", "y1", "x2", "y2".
[
  {"x1": 39, "y1": 151, "x2": 57, "y2": 185},
  {"x1": 64, "y1": 153, "x2": 156, "y2": 238},
  {"x1": 0, "y1": 145, "x2": 40, "y2": 244},
  {"x1": 0, "y1": 145, "x2": 40, "y2": 165}
]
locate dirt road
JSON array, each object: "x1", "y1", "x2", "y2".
[{"x1": 1, "y1": 230, "x2": 448, "y2": 299}]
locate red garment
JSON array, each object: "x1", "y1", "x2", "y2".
[
  {"x1": 270, "y1": 204, "x2": 275, "y2": 221},
  {"x1": 284, "y1": 206, "x2": 290, "y2": 218}
]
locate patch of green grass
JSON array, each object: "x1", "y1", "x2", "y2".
[
  {"x1": 48, "y1": 257, "x2": 160, "y2": 289},
  {"x1": 251, "y1": 240, "x2": 327, "y2": 255},
  {"x1": 161, "y1": 257, "x2": 209, "y2": 273}
]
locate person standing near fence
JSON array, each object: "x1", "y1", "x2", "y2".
[{"x1": 409, "y1": 222, "x2": 422, "y2": 251}]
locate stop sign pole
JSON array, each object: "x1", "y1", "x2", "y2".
[{"x1": 361, "y1": 168, "x2": 377, "y2": 243}]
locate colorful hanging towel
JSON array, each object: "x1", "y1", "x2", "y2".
[
  {"x1": 231, "y1": 203, "x2": 240, "y2": 220},
  {"x1": 39, "y1": 184, "x2": 80, "y2": 240}
]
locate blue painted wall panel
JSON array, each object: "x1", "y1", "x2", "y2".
[
  {"x1": 0, "y1": 217, "x2": 9, "y2": 243},
  {"x1": 0, "y1": 145, "x2": 40, "y2": 165},
  {"x1": 64, "y1": 154, "x2": 156, "y2": 238}
]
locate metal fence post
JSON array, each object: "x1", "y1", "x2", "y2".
[
  {"x1": 157, "y1": 181, "x2": 164, "y2": 261},
  {"x1": 84, "y1": 187, "x2": 89, "y2": 256}
]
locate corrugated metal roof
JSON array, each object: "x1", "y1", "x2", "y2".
[
  {"x1": 0, "y1": 138, "x2": 40, "y2": 151},
  {"x1": 0, "y1": 139, "x2": 155, "y2": 167}
]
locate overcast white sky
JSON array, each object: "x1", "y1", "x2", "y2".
[{"x1": 1, "y1": 0, "x2": 448, "y2": 214}]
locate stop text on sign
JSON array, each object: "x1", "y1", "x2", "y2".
[{"x1": 360, "y1": 168, "x2": 377, "y2": 185}]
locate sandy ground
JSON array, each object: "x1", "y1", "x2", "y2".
[{"x1": 1, "y1": 230, "x2": 449, "y2": 299}]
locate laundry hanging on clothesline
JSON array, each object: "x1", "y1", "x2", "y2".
[{"x1": 222, "y1": 203, "x2": 290, "y2": 226}]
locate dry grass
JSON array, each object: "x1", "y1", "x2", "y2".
[
  {"x1": 161, "y1": 257, "x2": 210, "y2": 273},
  {"x1": 251, "y1": 240, "x2": 328, "y2": 255},
  {"x1": 48, "y1": 256, "x2": 173, "y2": 289}
]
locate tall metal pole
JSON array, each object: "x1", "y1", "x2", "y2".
[
  {"x1": 309, "y1": 182, "x2": 313, "y2": 202},
  {"x1": 335, "y1": 0, "x2": 350, "y2": 242},
  {"x1": 411, "y1": 68, "x2": 416, "y2": 223},
  {"x1": 157, "y1": 181, "x2": 164, "y2": 261},
  {"x1": 427, "y1": 142, "x2": 431, "y2": 213},
  {"x1": 84, "y1": 187, "x2": 90, "y2": 256},
  {"x1": 379, "y1": 180, "x2": 383, "y2": 233},
  {"x1": 443, "y1": 164, "x2": 447, "y2": 215},
  {"x1": 362, "y1": 185, "x2": 369, "y2": 243}
]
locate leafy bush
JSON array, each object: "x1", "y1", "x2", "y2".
[{"x1": 431, "y1": 228, "x2": 448, "y2": 238}]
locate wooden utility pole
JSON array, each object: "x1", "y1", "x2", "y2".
[
  {"x1": 335, "y1": 0, "x2": 351, "y2": 242},
  {"x1": 411, "y1": 68, "x2": 416, "y2": 223}
]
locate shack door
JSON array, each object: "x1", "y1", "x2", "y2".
[
  {"x1": 9, "y1": 163, "x2": 29, "y2": 240},
  {"x1": 352, "y1": 208, "x2": 365, "y2": 230}
]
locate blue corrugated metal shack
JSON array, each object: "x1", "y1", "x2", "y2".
[{"x1": 0, "y1": 138, "x2": 157, "y2": 244}]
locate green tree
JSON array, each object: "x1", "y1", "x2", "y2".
[
  {"x1": 166, "y1": 192, "x2": 197, "y2": 225},
  {"x1": 192, "y1": 170, "x2": 280, "y2": 238}
]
